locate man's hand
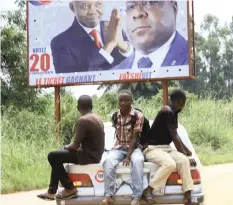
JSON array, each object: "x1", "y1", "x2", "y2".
[
  {"x1": 185, "y1": 149, "x2": 192, "y2": 156},
  {"x1": 63, "y1": 143, "x2": 79, "y2": 151},
  {"x1": 180, "y1": 150, "x2": 187, "y2": 156},
  {"x1": 116, "y1": 29, "x2": 130, "y2": 54},
  {"x1": 117, "y1": 40, "x2": 131, "y2": 54},
  {"x1": 122, "y1": 158, "x2": 130, "y2": 166},
  {"x1": 189, "y1": 158, "x2": 197, "y2": 167},
  {"x1": 103, "y1": 9, "x2": 122, "y2": 53}
]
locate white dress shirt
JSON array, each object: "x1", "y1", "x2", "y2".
[{"x1": 132, "y1": 32, "x2": 176, "y2": 70}]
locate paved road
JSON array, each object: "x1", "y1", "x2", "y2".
[
  {"x1": 1, "y1": 163, "x2": 233, "y2": 205},
  {"x1": 201, "y1": 163, "x2": 233, "y2": 205}
]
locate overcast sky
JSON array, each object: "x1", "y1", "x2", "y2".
[{"x1": 1, "y1": 0, "x2": 232, "y2": 98}]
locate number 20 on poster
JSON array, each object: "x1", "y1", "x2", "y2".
[{"x1": 29, "y1": 53, "x2": 51, "y2": 72}]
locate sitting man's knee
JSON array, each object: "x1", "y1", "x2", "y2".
[
  {"x1": 165, "y1": 160, "x2": 176, "y2": 171},
  {"x1": 48, "y1": 151, "x2": 56, "y2": 162},
  {"x1": 103, "y1": 157, "x2": 114, "y2": 169},
  {"x1": 178, "y1": 156, "x2": 189, "y2": 166}
]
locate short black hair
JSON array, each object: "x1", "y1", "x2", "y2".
[
  {"x1": 170, "y1": 88, "x2": 186, "y2": 102},
  {"x1": 77, "y1": 95, "x2": 93, "y2": 110},
  {"x1": 119, "y1": 89, "x2": 133, "y2": 99}
]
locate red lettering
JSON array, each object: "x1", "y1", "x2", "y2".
[
  {"x1": 30, "y1": 54, "x2": 40, "y2": 72},
  {"x1": 41, "y1": 53, "x2": 50, "y2": 72},
  {"x1": 120, "y1": 73, "x2": 143, "y2": 80},
  {"x1": 119, "y1": 74, "x2": 124, "y2": 80},
  {"x1": 48, "y1": 78, "x2": 53, "y2": 84},
  {"x1": 135, "y1": 73, "x2": 142, "y2": 79},
  {"x1": 43, "y1": 78, "x2": 47, "y2": 85},
  {"x1": 36, "y1": 78, "x2": 42, "y2": 86},
  {"x1": 59, "y1": 77, "x2": 65, "y2": 84},
  {"x1": 39, "y1": 77, "x2": 65, "y2": 86},
  {"x1": 130, "y1": 73, "x2": 135, "y2": 79}
]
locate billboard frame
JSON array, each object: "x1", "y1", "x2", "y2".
[{"x1": 26, "y1": 0, "x2": 196, "y2": 88}]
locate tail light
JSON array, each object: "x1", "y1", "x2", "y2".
[
  {"x1": 166, "y1": 170, "x2": 201, "y2": 185},
  {"x1": 68, "y1": 173, "x2": 93, "y2": 187}
]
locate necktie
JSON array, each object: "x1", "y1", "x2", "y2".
[
  {"x1": 89, "y1": 29, "x2": 101, "y2": 48},
  {"x1": 137, "y1": 57, "x2": 153, "y2": 68}
]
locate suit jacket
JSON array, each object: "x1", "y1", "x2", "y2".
[
  {"x1": 51, "y1": 19, "x2": 127, "y2": 73},
  {"x1": 112, "y1": 32, "x2": 188, "y2": 70}
]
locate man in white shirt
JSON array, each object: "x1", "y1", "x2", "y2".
[
  {"x1": 112, "y1": 0, "x2": 188, "y2": 71},
  {"x1": 51, "y1": 0, "x2": 133, "y2": 73}
]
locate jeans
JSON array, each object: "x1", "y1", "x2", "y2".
[{"x1": 103, "y1": 148, "x2": 144, "y2": 199}]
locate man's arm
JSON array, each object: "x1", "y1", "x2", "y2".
[
  {"x1": 125, "y1": 132, "x2": 140, "y2": 162},
  {"x1": 102, "y1": 9, "x2": 132, "y2": 57},
  {"x1": 166, "y1": 110, "x2": 197, "y2": 166},
  {"x1": 64, "y1": 119, "x2": 86, "y2": 151},
  {"x1": 168, "y1": 127, "x2": 187, "y2": 155},
  {"x1": 179, "y1": 138, "x2": 192, "y2": 156},
  {"x1": 89, "y1": 10, "x2": 132, "y2": 70},
  {"x1": 118, "y1": 41, "x2": 134, "y2": 57},
  {"x1": 165, "y1": 110, "x2": 187, "y2": 155},
  {"x1": 123, "y1": 112, "x2": 144, "y2": 166},
  {"x1": 51, "y1": 36, "x2": 115, "y2": 72}
]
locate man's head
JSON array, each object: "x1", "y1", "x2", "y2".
[
  {"x1": 118, "y1": 90, "x2": 133, "y2": 115},
  {"x1": 170, "y1": 88, "x2": 186, "y2": 113},
  {"x1": 77, "y1": 95, "x2": 93, "y2": 115},
  {"x1": 70, "y1": 1, "x2": 104, "y2": 28},
  {"x1": 124, "y1": 0, "x2": 177, "y2": 55}
]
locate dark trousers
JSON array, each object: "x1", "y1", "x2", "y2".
[{"x1": 47, "y1": 150, "x2": 79, "y2": 194}]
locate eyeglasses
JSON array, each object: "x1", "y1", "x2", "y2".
[
  {"x1": 121, "y1": 1, "x2": 161, "y2": 14},
  {"x1": 79, "y1": 1, "x2": 103, "y2": 10}
]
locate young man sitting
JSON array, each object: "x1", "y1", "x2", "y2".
[
  {"x1": 142, "y1": 89, "x2": 196, "y2": 205},
  {"x1": 100, "y1": 90, "x2": 145, "y2": 205},
  {"x1": 37, "y1": 95, "x2": 105, "y2": 200}
]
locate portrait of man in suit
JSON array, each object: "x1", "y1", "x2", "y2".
[
  {"x1": 51, "y1": 0, "x2": 133, "y2": 73},
  {"x1": 113, "y1": 0, "x2": 189, "y2": 70}
]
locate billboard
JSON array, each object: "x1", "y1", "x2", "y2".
[{"x1": 27, "y1": 0, "x2": 194, "y2": 87}]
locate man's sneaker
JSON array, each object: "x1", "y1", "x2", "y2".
[{"x1": 131, "y1": 197, "x2": 140, "y2": 205}]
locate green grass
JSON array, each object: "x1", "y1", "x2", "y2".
[
  {"x1": 1, "y1": 91, "x2": 233, "y2": 194},
  {"x1": 195, "y1": 148, "x2": 233, "y2": 165},
  {"x1": 1, "y1": 108, "x2": 57, "y2": 193},
  {"x1": 2, "y1": 139, "x2": 54, "y2": 193},
  {"x1": 1, "y1": 94, "x2": 78, "y2": 194}
]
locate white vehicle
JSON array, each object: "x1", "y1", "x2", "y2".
[{"x1": 56, "y1": 122, "x2": 205, "y2": 205}]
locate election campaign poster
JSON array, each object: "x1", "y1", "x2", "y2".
[{"x1": 27, "y1": 0, "x2": 194, "y2": 87}]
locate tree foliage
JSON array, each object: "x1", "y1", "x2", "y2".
[
  {"x1": 1, "y1": 0, "x2": 41, "y2": 111},
  {"x1": 181, "y1": 14, "x2": 233, "y2": 99}
]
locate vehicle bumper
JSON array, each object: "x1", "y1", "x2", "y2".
[{"x1": 56, "y1": 192, "x2": 204, "y2": 205}]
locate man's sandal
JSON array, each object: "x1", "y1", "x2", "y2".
[
  {"x1": 143, "y1": 189, "x2": 155, "y2": 204},
  {"x1": 99, "y1": 197, "x2": 114, "y2": 205},
  {"x1": 184, "y1": 199, "x2": 195, "y2": 205}
]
